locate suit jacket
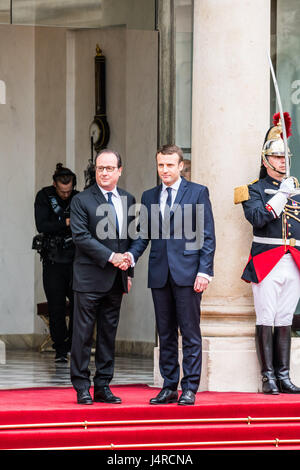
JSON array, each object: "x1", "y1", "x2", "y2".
[
  {"x1": 241, "y1": 175, "x2": 300, "y2": 283},
  {"x1": 70, "y1": 183, "x2": 136, "y2": 293},
  {"x1": 130, "y1": 177, "x2": 216, "y2": 288}
]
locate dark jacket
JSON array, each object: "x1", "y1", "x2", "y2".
[
  {"x1": 34, "y1": 185, "x2": 78, "y2": 263},
  {"x1": 129, "y1": 177, "x2": 216, "y2": 288},
  {"x1": 242, "y1": 175, "x2": 300, "y2": 283},
  {"x1": 70, "y1": 183, "x2": 136, "y2": 293}
]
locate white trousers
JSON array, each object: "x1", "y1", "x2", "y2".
[{"x1": 252, "y1": 253, "x2": 300, "y2": 326}]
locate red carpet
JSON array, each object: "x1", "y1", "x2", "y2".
[{"x1": 1, "y1": 384, "x2": 300, "y2": 450}]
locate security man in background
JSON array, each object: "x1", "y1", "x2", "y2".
[
  {"x1": 34, "y1": 163, "x2": 78, "y2": 363},
  {"x1": 235, "y1": 112, "x2": 300, "y2": 395}
]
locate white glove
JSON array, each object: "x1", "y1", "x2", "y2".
[
  {"x1": 279, "y1": 177, "x2": 296, "y2": 197},
  {"x1": 266, "y1": 177, "x2": 295, "y2": 217}
]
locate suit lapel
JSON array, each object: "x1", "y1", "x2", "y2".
[
  {"x1": 171, "y1": 177, "x2": 188, "y2": 218},
  {"x1": 91, "y1": 183, "x2": 107, "y2": 205},
  {"x1": 91, "y1": 183, "x2": 119, "y2": 235},
  {"x1": 156, "y1": 184, "x2": 163, "y2": 225}
]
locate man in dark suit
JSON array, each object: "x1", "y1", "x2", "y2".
[
  {"x1": 70, "y1": 149, "x2": 135, "y2": 405},
  {"x1": 126, "y1": 144, "x2": 216, "y2": 405}
]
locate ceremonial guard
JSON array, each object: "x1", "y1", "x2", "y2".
[{"x1": 235, "y1": 112, "x2": 300, "y2": 394}]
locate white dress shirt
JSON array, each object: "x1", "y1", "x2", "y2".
[
  {"x1": 160, "y1": 177, "x2": 182, "y2": 216},
  {"x1": 98, "y1": 185, "x2": 123, "y2": 235}
]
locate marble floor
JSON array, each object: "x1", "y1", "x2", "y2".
[{"x1": 0, "y1": 350, "x2": 154, "y2": 390}]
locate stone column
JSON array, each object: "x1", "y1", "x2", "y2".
[
  {"x1": 191, "y1": 0, "x2": 272, "y2": 391},
  {"x1": 157, "y1": 0, "x2": 176, "y2": 147}
]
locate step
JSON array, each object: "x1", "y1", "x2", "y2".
[{"x1": 1, "y1": 421, "x2": 300, "y2": 450}]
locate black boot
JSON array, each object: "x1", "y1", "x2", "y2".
[
  {"x1": 274, "y1": 326, "x2": 300, "y2": 393},
  {"x1": 255, "y1": 325, "x2": 279, "y2": 395}
]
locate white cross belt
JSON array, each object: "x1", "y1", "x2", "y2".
[{"x1": 253, "y1": 236, "x2": 300, "y2": 247}]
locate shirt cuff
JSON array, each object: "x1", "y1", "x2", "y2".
[
  {"x1": 109, "y1": 252, "x2": 115, "y2": 263},
  {"x1": 127, "y1": 252, "x2": 135, "y2": 267},
  {"x1": 197, "y1": 272, "x2": 212, "y2": 282}
]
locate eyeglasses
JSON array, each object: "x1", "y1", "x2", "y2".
[{"x1": 95, "y1": 166, "x2": 118, "y2": 173}]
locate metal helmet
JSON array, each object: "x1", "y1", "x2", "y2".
[{"x1": 260, "y1": 112, "x2": 292, "y2": 176}]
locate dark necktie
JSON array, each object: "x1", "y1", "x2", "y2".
[
  {"x1": 164, "y1": 187, "x2": 172, "y2": 219},
  {"x1": 107, "y1": 191, "x2": 119, "y2": 235}
]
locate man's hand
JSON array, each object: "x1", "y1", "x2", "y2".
[
  {"x1": 65, "y1": 218, "x2": 70, "y2": 226},
  {"x1": 127, "y1": 277, "x2": 132, "y2": 293},
  {"x1": 279, "y1": 177, "x2": 296, "y2": 197},
  {"x1": 111, "y1": 253, "x2": 132, "y2": 271},
  {"x1": 194, "y1": 276, "x2": 209, "y2": 293},
  {"x1": 118, "y1": 252, "x2": 132, "y2": 271},
  {"x1": 111, "y1": 253, "x2": 126, "y2": 267}
]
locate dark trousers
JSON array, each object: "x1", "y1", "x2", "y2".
[
  {"x1": 151, "y1": 271, "x2": 202, "y2": 393},
  {"x1": 70, "y1": 273, "x2": 123, "y2": 392},
  {"x1": 42, "y1": 261, "x2": 74, "y2": 356}
]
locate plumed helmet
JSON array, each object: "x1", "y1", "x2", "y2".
[
  {"x1": 260, "y1": 112, "x2": 292, "y2": 178},
  {"x1": 262, "y1": 137, "x2": 291, "y2": 157}
]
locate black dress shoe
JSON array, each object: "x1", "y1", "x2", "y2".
[
  {"x1": 277, "y1": 378, "x2": 300, "y2": 394},
  {"x1": 150, "y1": 388, "x2": 178, "y2": 405},
  {"x1": 55, "y1": 354, "x2": 68, "y2": 363},
  {"x1": 94, "y1": 386, "x2": 122, "y2": 404},
  {"x1": 77, "y1": 389, "x2": 93, "y2": 405},
  {"x1": 178, "y1": 390, "x2": 195, "y2": 405}
]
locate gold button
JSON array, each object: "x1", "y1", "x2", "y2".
[{"x1": 288, "y1": 232, "x2": 291, "y2": 236}]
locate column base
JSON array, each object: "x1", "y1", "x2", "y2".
[
  {"x1": 154, "y1": 336, "x2": 300, "y2": 393},
  {"x1": 0, "y1": 340, "x2": 6, "y2": 365}
]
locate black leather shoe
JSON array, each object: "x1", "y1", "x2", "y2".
[
  {"x1": 277, "y1": 378, "x2": 300, "y2": 394},
  {"x1": 261, "y1": 376, "x2": 280, "y2": 395},
  {"x1": 77, "y1": 389, "x2": 93, "y2": 405},
  {"x1": 255, "y1": 325, "x2": 279, "y2": 395},
  {"x1": 94, "y1": 386, "x2": 122, "y2": 404},
  {"x1": 150, "y1": 388, "x2": 178, "y2": 404},
  {"x1": 178, "y1": 390, "x2": 195, "y2": 405},
  {"x1": 274, "y1": 326, "x2": 300, "y2": 394},
  {"x1": 55, "y1": 354, "x2": 68, "y2": 363}
]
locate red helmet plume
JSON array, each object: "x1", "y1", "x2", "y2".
[{"x1": 273, "y1": 111, "x2": 292, "y2": 138}]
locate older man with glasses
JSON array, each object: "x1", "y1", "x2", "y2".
[{"x1": 70, "y1": 149, "x2": 136, "y2": 405}]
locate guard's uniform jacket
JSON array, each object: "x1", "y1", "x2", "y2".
[{"x1": 236, "y1": 175, "x2": 300, "y2": 283}]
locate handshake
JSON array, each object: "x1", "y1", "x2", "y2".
[{"x1": 111, "y1": 252, "x2": 133, "y2": 271}]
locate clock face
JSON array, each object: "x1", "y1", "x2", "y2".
[
  {"x1": 89, "y1": 117, "x2": 110, "y2": 150},
  {"x1": 89, "y1": 120, "x2": 101, "y2": 143}
]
